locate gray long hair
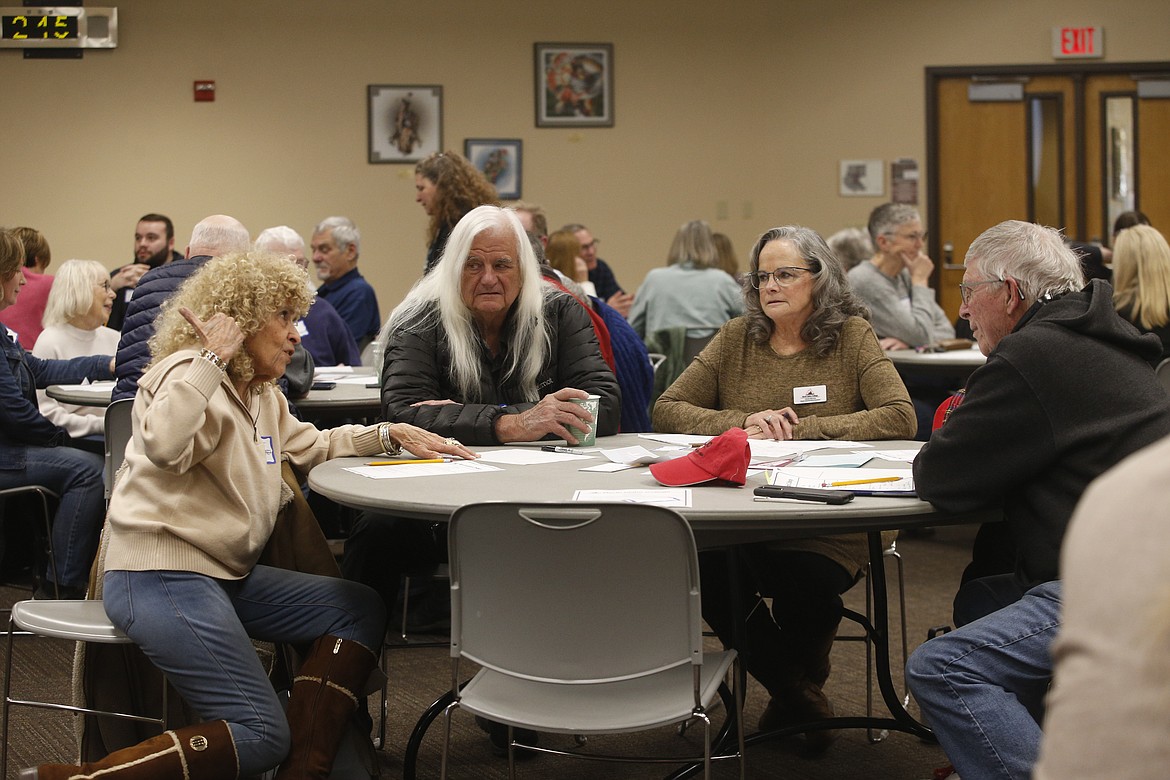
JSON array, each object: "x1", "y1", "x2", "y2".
[
  {"x1": 382, "y1": 205, "x2": 550, "y2": 402},
  {"x1": 743, "y1": 225, "x2": 869, "y2": 357}
]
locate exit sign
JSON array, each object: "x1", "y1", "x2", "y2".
[{"x1": 1052, "y1": 26, "x2": 1103, "y2": 59}]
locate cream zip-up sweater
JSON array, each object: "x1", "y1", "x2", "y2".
[{"x1": 104, "y1": 349, "x2": 383, "y2": 579}]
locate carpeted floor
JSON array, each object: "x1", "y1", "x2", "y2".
[{"x1": 0, "y1": 523, "x2": 976, "y2": 779}]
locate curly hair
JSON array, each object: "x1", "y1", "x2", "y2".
[
  {"x1": 149, "y1": 251, "x2": 315, "y2": 386},
  {"x1": 743, "y1": 226, "x2": 869, "y2": 357},
  {"x1": 415, "y1": 151, "x2": 499, "y2": 243}
]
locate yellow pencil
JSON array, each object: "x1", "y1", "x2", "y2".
[
  {"x1": 828, "y1": 476, "x2": 901, "y2": 487},
  {"x1": 366, "y1": 459, "x2": 445, "y2": 466}
]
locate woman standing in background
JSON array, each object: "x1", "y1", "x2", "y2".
[{"x1": 414, "y1": 151, "x2": 499, "y2": 274}]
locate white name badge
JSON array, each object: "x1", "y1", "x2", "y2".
[
  {"x1": 296, "y1": 320, "x2": 309, "y2": 338},
  {"x1": 793, "y1": 385, "x2": 827, "y2": 405},
  {"x1": 260, "y1": 435, "x2": 277, "y2": 465}
]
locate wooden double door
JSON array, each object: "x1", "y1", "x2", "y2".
[{"x1": 927, "y1": 62, "x2": 1170, "y2": 321}]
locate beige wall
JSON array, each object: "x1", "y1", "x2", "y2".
[{"x1": 2, "y1": 0, "x2": 1167, "y2": 315}]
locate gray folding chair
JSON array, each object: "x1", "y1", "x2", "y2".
[
  {"x1": 103, "y1": 398, "x2": 134, "y2": 503},
  {"x1": 440, "y1": 502, "x2": 744, "y2": 779},
  {"x1": 1, "y1": 600, "x2": 167, "y2": 777}
]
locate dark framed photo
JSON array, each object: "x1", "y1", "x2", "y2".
[
  {"x1": 464, "y1": 138, "x2": 523, "y2": 200},
  {"x1": 368, "y1": 84, "x2": 442, "y2": 164},
  {"x1": 534, "y1": 42, "x2": 614, "y2": 128}
]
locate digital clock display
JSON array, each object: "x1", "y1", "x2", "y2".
[{"x1": 2, "y1": 13, "x2": 79, "y2": 40}]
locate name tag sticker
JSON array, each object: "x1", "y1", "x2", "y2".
[
  {"x1": 296, "y1": 320, "x2": 309, "y2": 337},
  {"x1": 260, "y1": 436, "x2": 277, "y2": 465},
  {"x1": 793, "y1": 384, "x2": 827, "y2": 405}
]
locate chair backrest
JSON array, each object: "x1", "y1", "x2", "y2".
[
  {"x1": 448, "y1": 502, "x2": 701, "y2": 685},
  {"x1": 103, "y1": 398, "x2": 134, "y2": 501},
  {"x1": 683, "y1": 334, "x2": 714, "y2": 363},
  {"x1": 1157, "y1": 358, "x2": 1170, "y2": 393}
]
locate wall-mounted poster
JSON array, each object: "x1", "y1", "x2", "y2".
[
  {"x1": 464, "y1": 139, "x2": 522, "y2": 200},
  {"x1": 534, "y1": 43, "x2": 614, "y2": 128},
  {"x1": 368, "y1": 85, "x2": 442, "y2": 164},
  {"x1": 839, "y1": 159, "x2": 884, "y2": 197}
]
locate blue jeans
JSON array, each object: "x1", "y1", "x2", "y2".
[
  {"x1": 906, "y1": 580, "x2": 1061, "y2": 780},
  {"x1": 0, "y1": 444, "x2": 104, "y2": 589},
  {"x1": 103, "y1": 566, "x2": 386, "y2": 776}
]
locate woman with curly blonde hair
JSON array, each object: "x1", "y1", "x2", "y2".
[
  {"x1": 414, "y1": 151, "x2": 499, "y2": 274},
  {"x1": 22, "y1": 251, "x2": 477, "y2": 780}
]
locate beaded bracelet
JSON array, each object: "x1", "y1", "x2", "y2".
[
  {"x1": 198, "y1": 347, "x2": 228, "y2": 372},
  {"x1": 379, "y1": 423, "x2": 402, "y2": 456}
]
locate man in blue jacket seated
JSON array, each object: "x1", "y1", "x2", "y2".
[
  {"x1": 906, "y1": 220, "x2": 1170, "y2": 780},
  {"x1": 342, "y1": 205, "x2": 619, "y2": 754},
  {"x1": 112, "y1": 215, "x2": 251, "y2": 401}
]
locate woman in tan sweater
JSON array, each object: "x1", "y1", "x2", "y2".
[
  {"x1": 654, "y1": 225, "x2": 914, "y2": 755},
  {"x1": 23, "y1": 252, "x2": 476, "y2": 780}
]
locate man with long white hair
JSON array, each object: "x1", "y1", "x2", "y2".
[{"x1": 343, "y1": 204, "x2": 619, "y2": 752}]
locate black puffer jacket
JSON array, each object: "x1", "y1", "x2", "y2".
[{"x1": 381, "y1": 290, "x2": 621, "y2": 445}]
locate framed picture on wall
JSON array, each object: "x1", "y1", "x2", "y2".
[
  {"x1": 839, "y1": 159, "x2": 884, "y2": 197},
  {"x1": 464, "y1": 138, "x2": 523, "y2": 200},
  {"x1": 534, "y1": 42, "x2": 614, "y2": 128},
  {"x1": 368, "y1": 84, "x2": 442, "y2": 164}
]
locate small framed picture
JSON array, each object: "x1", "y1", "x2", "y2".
[
  {"x1": 464, "y1": 138, "x2": 523, "y2": 200},
  {"x1": 534, "y1": 42, "x2": 614, "y2": 128},
  {"x1": 839, "y1": 159, "x2": 885, "y2": 197},
  {"x1": 368, "y1": 85, "x2": 442, "y2": 164}
]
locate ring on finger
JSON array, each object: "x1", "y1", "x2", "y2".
[
  {"x1": 445, "y1": 437, "x2": 460, "y2": 446},
  {"x1": 765, "y1": 416, "x2": 774, "y2": 423}
]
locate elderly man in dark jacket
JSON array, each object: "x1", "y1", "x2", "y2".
[{"x1": 906, "y1": 221, "x2": 1170, "y2": 780}]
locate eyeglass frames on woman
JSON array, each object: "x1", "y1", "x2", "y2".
[
  {"x1": 958, "y1": 278, "x2": 1005, "y2": 305},
  {"x1": 749, "y1": 267, "x2": 813, "y2": 289}
]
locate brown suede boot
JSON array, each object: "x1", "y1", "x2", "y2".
[
  {"x1": 757, "y1": 619, "x2": 841, "y2": 757},
  {"x1": 22, "y1": 720, "x2": 237, "y2": 779},
  {"x1": 274, "y1": 635, "x2": 378, "y2": 780}
]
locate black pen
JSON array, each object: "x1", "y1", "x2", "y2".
[{"x1": 541, "y1": 445, "x2": 579, "y2": 454}]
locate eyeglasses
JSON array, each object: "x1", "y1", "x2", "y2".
[
  {"x1": 958, "y1": 278, "x2": 1004, "y2": 305},
  {"x1": 887, "y1": 230, "x2": 928, "y2": 243},
  {"x1": 96, "y1": 281, "x2": 111, "y2": 291},
  {"x1": 749, "y1": 267, "x2": 813, "y2": 289},
  {"x1": 580, "y1": 239, "x2": 600, "y2": 251}
]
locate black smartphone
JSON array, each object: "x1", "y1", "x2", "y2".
[
  {"x1": 753, "y1": 485, "x2": 855, "y2": 505},
  {"x1": 310, "y1": 381, "x2": 336, "y2": 391}
]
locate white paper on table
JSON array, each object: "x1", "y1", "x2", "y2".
[
  {"x1": 580, "y1": 462, "x2": 636, "y2": 473},
  {"x1": 572, "y1": 488, "x2": 693, "y2": 507},
  {"x1": 345, "y1": 461, "x2": 502, "y2": 479},
  {"x1": 747, "y1": 439, "x2": 868, "y2": 459},
  {"x1": 332, "y1": 374, "x2": 378, "y2": 386},
  {"x1": 57, "y1": 380, "x2": 116, "y2": 393},
  {"x1": 766, "y1": 467, "x2": 915, "y2": 492},
  {"x1": 638, "y1": 433, "x2": 711, "y2": 447},
  {"x1": 791, "y1": 453, "x2": 875, "y2": 468},
  {"x1": 475, "y1": 449, "x2": 593, "y2": 465},
  {"x1": 599, "y1": 445, "x2": 678, "y2": 466},
  {"x1": 314, "y1": 366, "x2": 355, "y2": 378},
  {"x1": 865, "y1": 450, "x2": 920, "y2": 463}
]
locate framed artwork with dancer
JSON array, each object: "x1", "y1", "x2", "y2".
[
  {"x1": 368, "y1": 84, "x2": 442, "y2": 164},
  {"x1": 534, "y1": 43, "x2": 614, "y2": 128}
]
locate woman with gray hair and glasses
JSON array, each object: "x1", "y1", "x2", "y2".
[{"x1": 653, "y1": 224, "x2": 914, "y2": 755}]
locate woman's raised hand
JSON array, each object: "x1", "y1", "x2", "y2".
[{"x1": 180, "y1": 307, "x2": 245, "y2": 364}]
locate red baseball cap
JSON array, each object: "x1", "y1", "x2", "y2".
[{"x1": 650, "y1": 427, "x2": 750, "y2": 487}]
